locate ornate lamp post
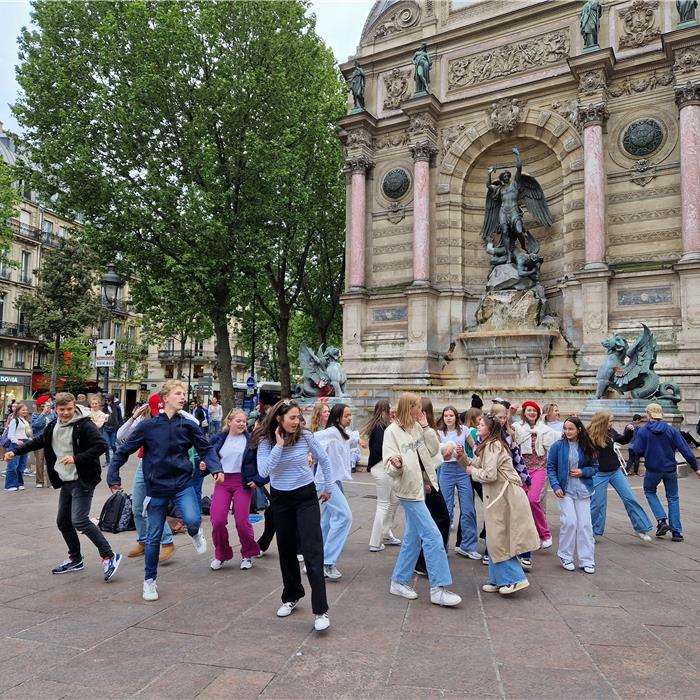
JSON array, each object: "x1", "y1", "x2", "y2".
[{"x1": 99, "y1": 264, "x2": 122, "y2": 394}]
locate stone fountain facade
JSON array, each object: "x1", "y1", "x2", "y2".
[{"x1": 338, "y1": 0, "x2": 700, "y2": 424}]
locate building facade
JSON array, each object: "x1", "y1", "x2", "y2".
[{"x1": 339, "y1": 0, "x2": 700, "y2": 425}]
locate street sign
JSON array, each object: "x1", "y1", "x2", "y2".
[
  {"x1": 198, "y1": 375, "x2": 213, "y2": 387},
  {"x1": 95, "y1": 358, "x2": 116, "y2": 368},
  {"x1": 96, "y1": 339, "x2": 116, "y2": 359},
  {"x1": 246, "y1": 376, "x2": 255, "y2": 388}
]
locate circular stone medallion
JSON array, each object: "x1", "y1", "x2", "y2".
[
  {"x1": 622, "y1": 119, "x2": 664, "y2": 157},
  {"x1": 382, "y1": 168, "x2": 410, "y2": 199}
]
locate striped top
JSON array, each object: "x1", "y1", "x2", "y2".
[{"x1": 257, "y1": 431, "x2": 333, "y2": 493}]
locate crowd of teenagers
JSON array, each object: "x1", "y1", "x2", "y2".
[{"x1": 3, "y1": 382, "x2": 700, "y2": 633}]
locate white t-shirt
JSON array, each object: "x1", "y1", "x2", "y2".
[{"x1": 219, "y1": 433, "x2": 247, "y2": 474}]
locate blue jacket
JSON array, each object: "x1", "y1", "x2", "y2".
[
  {"x1": 108, "y1": 412, "x2": 222, "y2": 497},
  {"x1": 31, "y1": 410, "x2": 55, "y2": 439},
  {"x1": 631, "y1": 420, "x2": 698, "y2": 473},
  {"x1": 208, "y1": 430, "x2": 268, "y2": 488},
  {"x1": 547, "y1": 439, "x2": 599, "y2": 495}
]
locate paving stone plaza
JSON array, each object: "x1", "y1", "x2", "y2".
[{"x1": 2, "y1": 455, "x2": 700, "y2": 699}]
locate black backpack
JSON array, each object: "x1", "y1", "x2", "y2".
[
  {"x1": 98, "y1": 491, "x2": 135, "y2": 533},
  {"x1": 200, "y1": 495, "x2": 212, "y2": 516}
]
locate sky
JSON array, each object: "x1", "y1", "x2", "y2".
[{"x1": 0, "y1": 0, "x2": 376, "y2": 134}]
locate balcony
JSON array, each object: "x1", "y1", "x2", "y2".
[
  {"x1": 101, "y1": 297, "x2": 131, "y2": 314},
  {"x1": 0, "y1": 321, "x2": 34, "y2": 339},
  {"x1": 231, "y1": 354, "x2": 249, "y2": 368},
  {"x1": 7, "y1": 219, "x2": 61, "y2": 248},
  {"x1": 158, "y1": 348, "x2": 218, "y2": 363}
]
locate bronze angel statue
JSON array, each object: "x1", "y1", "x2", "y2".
[
  {"x1": 293, "y1": 344, "x2": 348, "y2": 398},
  {"x1": 481, "y1": 146, "x2": 553, "y2": 284}
]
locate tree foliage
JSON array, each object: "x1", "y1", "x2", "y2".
[
  {"x1": 14, "y1": 0, "x2": 347, "y2": 406},
  {"x1": 39, "y1": 335, "x2": 93, "y2": 394},
  {"x1": 0, "y1": 158, "x2": 20, "y2": 265}
]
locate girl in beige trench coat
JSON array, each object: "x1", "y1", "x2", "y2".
[{"x1": 459, "y1": 414, "x2": 540, "y2": 595}]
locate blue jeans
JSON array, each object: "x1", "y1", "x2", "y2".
[
  {"x1": 192, "y1": 464, "x2": 205, "y2": 510},
  {"x1": 103, "y1": 428, "x2": 118, "y2": 465},
  {"x1": 643, "y1": 471, "x2": 682, "y2": 533},
  {"x1": 4, "y1": 443, "x2": 27, "y2": 489},
  {"x1": 318, "y1": 481, "x2": 352, "y2": 566},
  {"x1": 144, "y1": 486, "x2": 201, "y2": 580},
  {"x1": 487, "y1": 556, "x2": 528, "y2": 587},
  {"x1": 591, "y1": 468, "x2": 653, "y2": 536},
  {"x1": 132, "y1": 462, "x2": 173, "y2": 545},
  {"x1": 209, "y1": 420, "x2": 221, "y2": 436},
  {"x1": 438, "y1": 462, "x2": 478, "y2": 550},
  {"x1": 392, "y1": 499, "x2": 452, "y2": 588}
]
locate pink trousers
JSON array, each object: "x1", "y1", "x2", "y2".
[
  {"x1": 527, "y1": 468, "x2": 551, "y2": 540},
  {"x1": 211, "y1": 473, "x2": 261, "y2": 561}
]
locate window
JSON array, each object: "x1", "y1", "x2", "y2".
[
  {"x1": 0, "y1": 248, "x2": 11, "y2": 280},
  {"x1": 114, "y1": 323, "x2": 123, "y2": 340},
  {"x1": 193, "y1": 364, "x2": 204, "y2": 378},
  {"x1": 165, "y1": 339, "x2": 175, "y2": 353},
  {"x1": 15, "y1": 347, "x2": 25, "y2": 368},
  {"x1": 0, "y1": 294, "x2": 4, "y2": 323},
  {"x1": 17, "y1": 307, "x2": 28, "y2": 329},
  {"x1": 58, "y1": 226, "x2": 69, "y2": 239},
  {"x1": 41, "y1": 220, "x2": 53, "y2": 234},
  {"x1": 164, "y1": 364, "x2": 174, "y2": 379},
  {"x1": 194, "y1": 341, "x2": 204, "y2": 355},
  {"x1": 127, "y1": 325, "x2": 136, "y2": 341},
  {"x1": 20, "y1": 251, "x2": 31, "y2": 284}
]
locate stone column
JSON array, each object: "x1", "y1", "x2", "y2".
[
  {"x1": 676, "y1": 82, "x2": 700, "y2": 262},
  {"x1": 409, "y1": 141, "x2": 437, "y2": 285},
  {"x1": 345, "y1": 155, "x2": 374, "y2": 290},
  {"x1": 578, "y1": 103, "x2": 609, "y2": 270}
]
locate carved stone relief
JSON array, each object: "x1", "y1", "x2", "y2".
[
  {"x1": 373, "y1": 3, "x2": 421, "y2": 40},
  {"x1": 675, "y1": 81, "x2": 700, "y2": 108},
  {"x1": 486, "y1": 98, "x2": 525, "y2": 135},
  {"x1": 382, "y1": 67, "x2": 411, "y2": 110},
  {"x1": 447, "y1": 28, "x2": 569, "y2": 90},
  {"x1": 622, "y1": 119, "x2": 664, "y2": 157},
  {"x1": 345, "y1": 128, "x2": 373, "y2": 150},
  {"x1": 375, "y1": 131, "x2": 410, "y2": 150},
  {"x1": 607, "y1": 70, "x2": 674, "y2": 97},
  {"x1": 550, "y1": 99, "x2": 579, "y2": 127},
  {"x1": 382, "y1": 169, "x2": 411, "y2": 199},
  {"x1": 579, "y1": 69, "x2": 607, "y2": 97},
  {"x1": 674, "y1": 46, "x2": 700, "y2": 76},
  {"x1": 608, "y1": 107, "x2": 678, "y2": 169},
  {"x1": 629, "y1": 158, "x2": 657, "y2": 187},
  {"x1": 440, "y1": 123, "x2": 467, "y2": 159},
  {"x1": 618, "y1": 0, "x2": 660, "y2": 50},
  {"x1": 408, "y1": 113, "x2": 437, "y2": 137},
  {"x1": 577, "y1": 102, "x2": 609, "y2": 127}
]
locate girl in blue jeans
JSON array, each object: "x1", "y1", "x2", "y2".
[{"x1": 3, "y1": 404, "x2": 31, "y2": 491}]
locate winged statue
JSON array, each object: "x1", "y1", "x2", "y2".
[
  {"x1": 481, "y1": 146, "x2": 553, "y2": 287},
  {"x1": 293, "y1": 344, "x2": 348, "y2": 398}
]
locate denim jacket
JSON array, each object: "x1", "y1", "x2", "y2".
[{"x1": 546, "y1": 439, "x2": 598, "y2": 495}]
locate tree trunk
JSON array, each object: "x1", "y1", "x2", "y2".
[
  {"x1": 213, "y1": 316, "x2": 234, "y2": 412},
  {"x1": 277, "y1": 303, "x2": 291, "y2": 398},
  {"x1": 50, "y1": 332, "x2": 61, "y2": 393},
  {"x1": 177, "y1": 334, "x2": 186, "y2": 379}
]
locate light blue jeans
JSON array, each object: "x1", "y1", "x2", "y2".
[
  {"x1": 438, "y1": 462, "x2": 478, "y2": 550},
  {"x1": 132, "y1": 461, "x2": 173, "y2": 545},
  {"x1": 318, "y1": 481, "x2": 352, "y2": 566},
  {"x1": 591, "y1": 468, "x2": 653, "y2": 536},
  {"x1": 487, "y1": 556, "x2": 528, "y2": 587},
  {"x1": 644, "y1": 471, "x2": 682, "y2": 533},
  {"x1": 392, "y1": 499, "x2": 452, "y2": 588},
  {"x1": 4, "y1": 443, "x2": 27, "y2": 489}
]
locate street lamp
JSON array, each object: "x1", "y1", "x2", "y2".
[{"x1": 99, "y1": 264, "x2": 123, "y2": 394}]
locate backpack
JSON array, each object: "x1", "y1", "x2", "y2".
[
  {"x1": 98, "y1": 491, "x2": 136, "y2": 533},
  {"x1": 200, "y1": 495, "x2": 212, "y2": 515},
  {"x1": 0, "y1": 419, "x2": 15, "y2": 449}
]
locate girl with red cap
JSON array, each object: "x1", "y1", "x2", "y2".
[{"x1": 514, "y1": 400, "x2": 559, "y2": 549}]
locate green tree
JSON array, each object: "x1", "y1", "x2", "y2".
[
  {"x1": 16, "y1": 241, "x2": 103, "y2": 392},
  {"x1": 0, "y1": 158, "x2": 20, "y2": 266},
  {"x1": 14, "y1": 0, "x2": 346, "y2": 405},
  {"x1": 39, "y1": 336, "x2": 93, "y2": 394}
]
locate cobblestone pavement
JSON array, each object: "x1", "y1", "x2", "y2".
[{"x1": 1, "y1": 457, "x2": 700, "y2": 699}]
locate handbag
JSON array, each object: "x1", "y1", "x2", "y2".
[{"x1": 253, "y1": 486, "x2": 270, "y2": 512}]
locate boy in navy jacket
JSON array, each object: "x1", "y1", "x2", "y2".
[{"x1": 108, "y1": 380, "x2": 223, "y2": 601}]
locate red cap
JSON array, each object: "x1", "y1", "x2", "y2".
[
  {"x1": 35, "y1": 395, "x2": 50, "y2": 407},
  {"x1": 148, "y1": 394, "x2": 164, "y2": 415},
  {"x1": 521, "y1": 400, "x2": 542, "y2": 418}
]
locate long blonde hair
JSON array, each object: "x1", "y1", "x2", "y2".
[
  {"x1": 395, "y1": 392, "x2": 421, "y2": 431},
  {"x1": 588, "y1": 411, "x2": 613, "y2": 449},
  {"x1": 309, "y1": 403, "x2": 329, "y2": 432}
]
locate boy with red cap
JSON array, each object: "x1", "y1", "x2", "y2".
[{"x1": 31, "y1": 395, "x2": 55, "y2": 488}]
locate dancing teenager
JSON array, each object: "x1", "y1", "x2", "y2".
[
  {"x1": 458, "y1": 414, "x2": 539, "y2": 595},
  {"x1": 547, "y1": 417, "x2": 598, "y2": 573},
  {"x1": 255, "y1": 399, "x2": 333, "y2": 632},
  {"x1": 364, "y1": 400, "x2": 401, "y2": 552},
  {"x1": 309, "y1": 402, "x2": 331, "y2": 433},
  {"x1": 108, "y1": 381, "x2": 223, "y2": 601},
  {"x1": 384, "y1": 393, "x2": 461, "y2": 607},
  {"x1": 587, "y1": 411, "x2": 653, "y2": 541},
  {"x1": 4, "y1": 403, "x2": 31, "y2": 490},
  {"x1": 5, "y1": 392, "x2": 121, "y2": 580}
]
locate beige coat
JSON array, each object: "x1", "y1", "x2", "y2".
[
  {"x1": 466, "y1": 441, "x2": 540, "y2": 563},
  {"x1": 383, "y1": 421, "x2": 440, "y2": 500}
]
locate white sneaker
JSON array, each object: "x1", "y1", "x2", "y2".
[
  {"x1": 383, "y1": 536, "x2": 401, "y2": 546},
  {"x1": 482, "y1": 583, "x2": 500, "y2": 593},
  {"x1": 430, "y1": 586, "x2": 462, "y2": 607},
  {"x1": 240, "y1": 558, "x2": 252, "y2": 570},
  {"x1": 390, "y1": 581, "x2": 418, "y2": 599},
  {"x1": 637, "y1": 532, "x2": 652, "y2": 543},
  {"x1": 4, "y1": 487, "x2": 18, "y2": 492},
  {"x1": 210, "y1": 559, "x2": 224, "y2": 571},
  {"x1": 541, "y1": 538, "x2": 553, "y2": 549},
  {"x1": 499, "y1": 580, "x2": 530, "y2": 595},
  {"x1": 17, "y1": 485, "x2": 25, "y2": 490},
  {"x1": 142, "y1": 578, "x2": 159, "y2": 601},
  {"x1": 324, "y1": 565, "x2": 342, "y2": 580},
  {"x1": 581, "y1": 565, "x2": 595, "y2": 574},
  {"x1": 191, "y1": 528, "x2": 207, "y2": 554},
  {"x1": 36, "y1": 483, "x2": 43, "y2": 488},
  {"x1": 296, "y1": 554, "x2": 304, "y2": 562},
  {"x1": 276, "y1": 600, "x2": 298, "y2": 617},
  {"x1": 369, "y1": 544, "x2": 386, "y2": 552},
  {"x1": 560, "y1": 558, "x2": 575, "y2": 571},
  {"x1": 314, "y1": 613, "x2": 330, "y2": 631}
]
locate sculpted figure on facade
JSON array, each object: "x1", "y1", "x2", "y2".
[
  {"x1": 580, "y1": 0, "x2": 603, "y2": 50},
  {"x1": 349, "y1": 61, "x2": 366, "y2": 111},
  {"x1": 677, "y1": 0, "x2": 698, "y2": 24},
  {"x1": 486, "y1": 98, "x2": 525, "y2": 135},
  {"x1": 382, "y1": 67, "x2": 410, "y2": 110},
  {"x1": 619, "y1": 1, "x2": 660, "y2": 50},
  {"x1": 412, "y1": 42, "x2": 432, "y2": 94}
]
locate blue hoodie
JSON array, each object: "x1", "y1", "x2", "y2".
[
  {"x1": 631, "y1": 420, "x2": 698, "y2": 474},
  {"x1": 108, "y1": 412, "x2": 222, "y2": 497},
  {"x1": 208, "y1": 430, "x2": 268, "y2": 488}
]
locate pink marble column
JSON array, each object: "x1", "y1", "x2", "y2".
[
  {"x1": 676, "y1": 84, "x2": 700, "y2": 261},
  {"x1": 580, "y1": 103, "x2": 608, "y2": 269},
  {"x1": 410, "y1": 142, "x2": 436, "y2": 284},
  {"x1": 346, "y1": 156, "x2": 372, "y2": 289}
]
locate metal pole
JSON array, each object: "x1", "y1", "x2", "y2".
[{"x1": 250, "y1": 294, "x2": 256, "y2": 377}]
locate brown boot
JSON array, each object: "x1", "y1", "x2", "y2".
[
  {"x1": 159, "y1": 543, "x2": 176, "y2": 563},
  {"x1": 128, "y1": 543, "x2": 145, "y2": 558}
]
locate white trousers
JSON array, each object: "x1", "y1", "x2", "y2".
[
  {"x1": 556, "y1": 494, "x2": 595, "y2": 567},
  {"x1": 368, "y1": 464, "x2": 399, "y2": 548}
]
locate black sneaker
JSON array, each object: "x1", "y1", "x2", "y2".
[
  {"x1": 656, "y1": 521, "x2": 670, "y2": 538},
  {"x1": 671, "y1": 531, "x2": 684, "y2": 542},
  {"x1": 103, "y1": 552, "x2": 122, "y2": 581},
  {"x1": 52, "y1": 558, "x2": 84, "y2": 574}
]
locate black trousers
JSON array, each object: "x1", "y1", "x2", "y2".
[
  {"x1": 256, "y1": 486, "x2": 276, "y2": 551},
  {"x1": 270, "y1": 483, "x2": 328, "y2": 615},
  {"x1": 56, "y1": 481, "x2": 113, "y2": 560},
  {"x1": 415, "y1": 485, "x2": 450, "y2": 573},
  {"x1": 457, "y1": 481, "x2": 487, "y2": 548},
  {"x1": 627, "y1": 448, "x2": 640, "y2": 475}
]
